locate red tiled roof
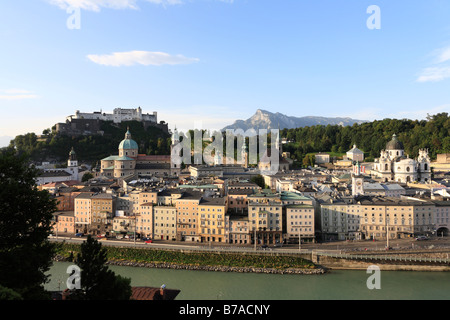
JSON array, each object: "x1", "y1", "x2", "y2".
[
  {"x1": 137, "y1": 155, "x2": 171, "y2": 162},
  {"x1": 130, "y1": 287, "x2": 180, "y2": 300}
]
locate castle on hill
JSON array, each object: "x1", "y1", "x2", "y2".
[
  {"x1": 67, "y1": 107, "x2": 157, "y2": 123},
  {"x1": 55, "y1": 107, "x2": 168, "y2": 136}
]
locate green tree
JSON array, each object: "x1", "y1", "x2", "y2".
[
  {"x1": 0, "y1": 285, "x2": 23, "y2": 300},
  {"x1": 70, "y1": 236, "x2": 131, "y2": 300},
  {"x1": 250, "y1": 174, "x2": 266, "y2": 189},
  {"x1": 0, "y1": 150, "x2": 57, "y2": 299},
  {"x1": 302, "y1": 154, "x2": 315, "y2": 167},
  {"x1": 81, "y1": 172, "x2": 94, "y2": 182}
]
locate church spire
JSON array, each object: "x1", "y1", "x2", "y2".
[{"x1": 125, "y1": 127, "x2": 132, "y2": 140}]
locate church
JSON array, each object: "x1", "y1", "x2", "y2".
[
  {"x1": 100, "y1": 128, "x2": 180, "y2": 179},
  {"x1": 371, "y1": 134, "x2": 431, "y2": 183},
  {"x1": 36, "y1": 147, "x2": 79, "y2": 185}
]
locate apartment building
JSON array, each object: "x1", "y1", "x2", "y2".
[
  {"x1": 55, "y1": 187, "x2": 81, "y2": 211},
  {"x1": 356, "y1": 196, "x2": 435, "y2": 240},
  {"x1": 175, "y1": 191, "x2": 203, "y2": 242},
  {"x1": 153, "y1": 206, "x2": 177, "y2": 241},
  {"x1": 433, "y1": 200, "x2": 450, "y2": 236},
  {"x1": 139, "y1": 190, "x2": 158, "y2": 206},
  {"x1": 112, "y1": 216, "x2": 136, "y2": 237},
  {"x1": 90, "y1": 193, "x2": 116, "y2": 236},
  {"x1": 227, "y1": 188, "x2": 253, "y2": 214},
  {"x1": 285, "y1": 204, "x2": 315, "y2": 243},
  {"x1": 137, "y1": 202, "x2": 154, "y2": 238},
  {"x1": 199, "y1": 197, "x2": 228, "y2": 243},
  {"x1": 228, "y1": 215, "x2": 251, "y2": 244},
  {"x1": 247, "y1": 191, "x2": 283, "y2": 245},
  {"x1": 319, "y1": 197, "x2": 360, "y2": 241},
  {"x1": 74, "y1": 193, "x2": 92, "y2": 234},
  {"x1": 52, "y1": 211, "x2": 75, "y2": 234}
]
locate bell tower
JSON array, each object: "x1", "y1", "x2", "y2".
[
  {"x1": 67, "y1": 147, "x2": 79, "y2": 180},
  {"x1": 352, "y1": 161, "x2": 364, "y2": 197}
]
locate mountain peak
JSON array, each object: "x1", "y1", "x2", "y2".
[{"x1": 222, "y1": 110, "x2": 367, "y2": 131}]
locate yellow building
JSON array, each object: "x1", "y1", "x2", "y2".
[
  {"x1": 357, "y1": 196, "x2": 435, "y2": 240},
  {"x1": 90, "y1": 193, "x2": 116, "y2": 236},
  {"x1": 319, "y1": 195, "x2": 437, "y2": 241},
  {"x1": 153, "y1": 206, "x2": 177, "y2": 241},
  {"x1": 175, "y1": 191, "x2": 203, "y2": 242},
  {"x1": 286, "y1": 204, "x2": 315, "y2": 243},
  {"x1": 74, "y1": 193, "x2": 92, "y2": 234},
  {"x1": 199, "y1": 197, "x2": 228, "y2": 243},
  {"x1": 247, "y1": 191, "x2": 283, "y2": 245},
  {"x1": 137, "y1": 202, "x2": 154, "y2": 238}
]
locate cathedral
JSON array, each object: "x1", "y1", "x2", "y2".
[
  {"x1": 100, "y1": 128, "x2": 179, "y2": 179},
  {"x1": 371, "y1": 134, "x2": 431, "y2": 183}
]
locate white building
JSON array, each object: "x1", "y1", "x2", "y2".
[
  {"x1": 67, "y1": 107, "x2": 157, "y2": 124},
  {"x1": 36, "y1": 148, "x2": 79, "y2": 185},
  {"x1": 347, "y1": 145, "x2": 364, "y2": 162},
  {"x1": 371, "y1": 134, "x2": 431, "y2": 183}
]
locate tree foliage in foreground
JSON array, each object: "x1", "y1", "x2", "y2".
[
  {"x1": 0, "y1": 150, "x2": 57, "y2": 300},
  {"x1": 69, "y1": 235, "x2": 132, "y2": 300}
]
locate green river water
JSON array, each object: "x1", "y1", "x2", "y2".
[{"x1": 46, "y1": 262, "x2": 450, "y2": 300}]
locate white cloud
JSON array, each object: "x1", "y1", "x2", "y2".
[
  {"x1": 47, "y1": 0, "x2": 139, "y2": 11},
  {"x1": 0, "y1": 89, "x2": 39, "y2": 100},
  {"x1": 87, "y1": 50, "x2": 199, "y2": 66},
  {"x1": 417, "y1": 46, "x2": 450, "y2": 83},
  {"x1": 416, "y1": 66, "x2": 450, "y2": 83},
  {"x1": 46, "y1": 0, "x2": 230, "y2": 11},
  {"x1": 435, "y1": 46, "x2": 450, "y2": 64}
]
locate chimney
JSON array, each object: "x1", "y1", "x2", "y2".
[{"x1": 160, "y1": 284, "x2": 166, "y2": 300}]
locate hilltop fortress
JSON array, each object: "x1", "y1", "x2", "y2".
[{"x1": 55, "y1": 107, "x2": 168, "y2": 136}]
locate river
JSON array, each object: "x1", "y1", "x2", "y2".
[{"x1": 46, "y1": 262, "x2": 450, "y2": 300}]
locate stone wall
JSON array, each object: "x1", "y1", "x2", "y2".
[{"x1": 313, "y1": 254, "x2": 450, "y2": 271}]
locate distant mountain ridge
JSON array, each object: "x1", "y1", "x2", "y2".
[{"x1": 222, "y1": 109, "x2": 367, "y2": 131}]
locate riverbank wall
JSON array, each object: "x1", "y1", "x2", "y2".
[
  {"x1": 105, "y1": 259, "x2": 327, "y2": 275},
  {"x1": 313, "y1": 254, "x2": 450, "y2": 272}
]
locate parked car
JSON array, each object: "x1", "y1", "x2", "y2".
[
  {"x1": 75, "y1": 233, "x2": 84, "y2": 237},
  {"x1": 141, "y1": 237, "x2": 151, "y2": 242},
  {"x1": 415, "y1": 236, "x2": 428, "y2": 241},
  {"x1": 145, "y1": 240, "x2": 153, "y2": 244}
]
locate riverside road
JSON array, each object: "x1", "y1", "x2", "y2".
[{"x1": 50, "y1": 234, "x2": 450, "y2": 255}]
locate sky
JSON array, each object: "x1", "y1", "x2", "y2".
[{"x1": 1, "y1": 0, "x2": 450, "y2": 146}]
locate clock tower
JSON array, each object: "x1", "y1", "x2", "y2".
[{"x1": 352, "y1": 161, "x2": 364, "y2": 197}]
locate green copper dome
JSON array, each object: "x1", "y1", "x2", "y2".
[
  {"x1": 386, "y1": 134, "x2": 404, "y2": 150},
  {"x1": 119, "y1": 129, "x2": 138, "y2": 150}
]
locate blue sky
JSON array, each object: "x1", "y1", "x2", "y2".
[{"x1": 1, "y1": 0, "x2": 450, "y2": 146}]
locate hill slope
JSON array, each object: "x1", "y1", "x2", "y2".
[{"x1": 6, "y1": 120, "x2": 171, "y2": 164}]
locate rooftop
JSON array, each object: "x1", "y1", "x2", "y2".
[{"x1": 199, "y1": 197, "x2": 227, "y2": 206}]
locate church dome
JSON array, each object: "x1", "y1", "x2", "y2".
[
  {"x1": 386, "y1": 134, "x2": 404, "y2": 150},
  {"x1": 119, "y1": 129, "x2": 138, "y2": 150}
]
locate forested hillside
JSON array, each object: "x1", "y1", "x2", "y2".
[
  {"x1": 5, "y1": 121, "x2": 171, "y2": 164},
  {"x1": 281, "y1": 113, "x2": 450, "y2": 162},
  {"x1": 3, "y1": 113, "x2": 449, "y2": 166}
]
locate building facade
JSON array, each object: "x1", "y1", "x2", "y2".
[
  {"x1": 100, "y1": 129, "x2": 178, "y2": 179},
  {"x1": 199, "y1": 197, "x2": 228, "y2": 243},
  {"x1": 372, "y1": 134, "x2": 431, "y2": 183},
  {"x1": 67, "y1": 107, "x2": 157, "y2": 124}
]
